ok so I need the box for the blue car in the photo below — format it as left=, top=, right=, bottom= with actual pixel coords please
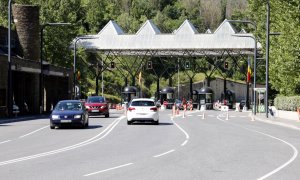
left=50, top=100, right=89, bottom=129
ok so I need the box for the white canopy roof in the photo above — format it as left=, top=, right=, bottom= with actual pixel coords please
left=74, top=19, right=261, bottom=57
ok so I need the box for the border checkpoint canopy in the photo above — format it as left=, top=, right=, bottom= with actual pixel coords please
left=72, top=19, right=261, bottom=57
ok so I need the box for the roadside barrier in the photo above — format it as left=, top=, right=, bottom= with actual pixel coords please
left=221, top=105, right=229, bottom=120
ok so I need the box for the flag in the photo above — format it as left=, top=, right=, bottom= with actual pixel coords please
left=138, top=71, right=142, bottom=84
left=247, top=58, right=251, bottom=83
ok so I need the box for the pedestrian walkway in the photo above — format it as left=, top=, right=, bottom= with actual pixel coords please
left=253, top=113, right=300, bottom=130
left=0, top=114, right=49, bottom=124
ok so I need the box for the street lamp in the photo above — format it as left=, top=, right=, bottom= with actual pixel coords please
left=7, top=0, right=13, bottom=117
left=265, top=0, right=281, bottom=118
left=229, top=20, right=258, bottom=114
left=40, top=22, right=71, bottom=113
left=73, top=36, right=98, bottom=99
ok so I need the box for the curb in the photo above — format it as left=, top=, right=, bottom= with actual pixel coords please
left=252, top=114, right=300, bottom=130
left=0, top=114, right=49, bottom=124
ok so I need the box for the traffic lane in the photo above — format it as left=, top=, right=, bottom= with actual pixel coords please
left=0, top=111, right=186, bottom=180
left=94, top=110, right=300, bottom=180
left=0, top=118, right=49, bottom=143
left=218, top=111, right=300, bottom=179
left=0, top=113, right=123, bottom=163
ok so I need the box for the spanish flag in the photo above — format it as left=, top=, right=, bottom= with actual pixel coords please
left=138, top=71, right=142, bottom=85
left=247, top=58, right=251, bottom=83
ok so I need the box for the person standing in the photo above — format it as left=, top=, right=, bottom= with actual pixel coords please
left=182, top=98, right=187, bottom=118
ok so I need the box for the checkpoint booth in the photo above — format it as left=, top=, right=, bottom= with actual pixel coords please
left=198, top=87, right=214, bottom=110
left=122, top=86, right=138, bottom=108
left=160, top=86, right=175, bottom=109
left=254, top=87, right=266, bottom=113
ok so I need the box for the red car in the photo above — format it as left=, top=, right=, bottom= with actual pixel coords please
left=85, top=96, right=109, bottom=117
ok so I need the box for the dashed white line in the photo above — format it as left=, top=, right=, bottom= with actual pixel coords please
left=153, top=149, right=175, bottom=158
left=0, top=140, right=11, bottom=145
left=171, top=119, right=189, bottom=140
left=181, top=140, right=188, bottom=146
left=84, top=163, right=134, bottom=176
left=19, top=125, right=49, bottom=138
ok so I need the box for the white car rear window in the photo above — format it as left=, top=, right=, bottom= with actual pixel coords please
left=131, top=101, right=154, bottom=106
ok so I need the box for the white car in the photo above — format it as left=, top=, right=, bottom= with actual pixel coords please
left=127, top=98, right=159, bottom=125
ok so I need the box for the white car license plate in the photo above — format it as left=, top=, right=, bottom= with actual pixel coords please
left=92, top=110, right=99, bottom=112
left=61, top=120, right=71, bottom=123
left=137, top=113, right=147, bottom=115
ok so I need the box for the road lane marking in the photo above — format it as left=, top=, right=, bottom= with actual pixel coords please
left=153, top=149, right=175, bottom=158
left=0, top=140, right=11, bottom=145
left=254, top=130, right=298, bottom=180
left=84, top=163, right=134, bottom=176
left=181, top=140, right=188, bottom=146
left=171, top=117, right=190, bottom=147
left=217, top=113, right=298, bottom=180
left=19, top=125, right=49, bottom=138
left=0, top=117, right=124, bottom=166
left=171, top=119, right=189, bottom=140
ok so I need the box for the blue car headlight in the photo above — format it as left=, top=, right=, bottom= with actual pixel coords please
left=74, top=115, right=82, bottom=119
left=51, top=115, right=60, bottom=120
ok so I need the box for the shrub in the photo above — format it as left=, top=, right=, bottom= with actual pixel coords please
left=274, top=96, right=300, bottom=111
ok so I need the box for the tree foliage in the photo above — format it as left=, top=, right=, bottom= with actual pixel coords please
left=1, top=0, right=299, bottom=98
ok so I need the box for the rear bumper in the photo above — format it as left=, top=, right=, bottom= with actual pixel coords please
left=127, top=113, right=159, bottom=122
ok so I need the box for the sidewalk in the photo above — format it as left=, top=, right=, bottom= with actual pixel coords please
left=0, top=114, right=49, bottom=124
left=253, top=113, right=300, bottom=130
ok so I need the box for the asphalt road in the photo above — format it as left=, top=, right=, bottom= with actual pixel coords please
left=1, top=109, right=300, bottom=180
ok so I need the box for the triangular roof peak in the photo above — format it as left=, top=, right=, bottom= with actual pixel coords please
left=98, top=20, right=124, bottom=35
left=239, top=29, right=247, bottom=33
left=136, top=20, right=161, bottom=35
left=205, top=29, right=212, bottom=34
left=175, top=19, right=198, bottom=34
left=214, top=19, right=237, bottom=34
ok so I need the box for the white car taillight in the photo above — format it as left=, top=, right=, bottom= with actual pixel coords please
left=128, top=107, right=136, bottom=111
left=150, top=107, right=158, bottom=112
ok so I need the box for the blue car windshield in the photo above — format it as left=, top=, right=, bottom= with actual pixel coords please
left=55, top=102, right=82, bottom=111
left=87, top=97, right=105, bottom=103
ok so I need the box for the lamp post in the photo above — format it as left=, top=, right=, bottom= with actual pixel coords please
left=265, top=0, right=281, bottom=118
left=73, top=36, right=98, bottom=99
left=7, top=0, right=13, bottom=117
left=229, top=20, right=257, bottom=114
left=40, top=22, right=71, bottom=113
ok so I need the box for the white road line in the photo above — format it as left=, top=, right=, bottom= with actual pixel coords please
left=216, top=114, right=298, bottom=180
left=0, top=117, right=123, bottom=166
left=153, top=149, right=175, bottom=158
left=255, top=130, right=298, bottom=180
left=84, top=163, right=134, bottom=177
left=19, top=125, right=49, bottom=138
left=0, top=140, right=11, bottom=145
left=171, top=119, right=189, bottom=140
left=181, top=140, right=188, bottom=146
